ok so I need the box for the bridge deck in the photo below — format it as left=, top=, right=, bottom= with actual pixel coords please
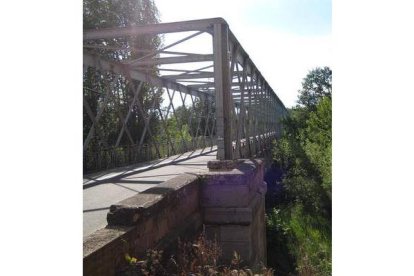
left=83, top=148, right=216, bottom=238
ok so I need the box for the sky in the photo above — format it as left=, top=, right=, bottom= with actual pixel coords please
left=155, top=0, right=331, bottom=107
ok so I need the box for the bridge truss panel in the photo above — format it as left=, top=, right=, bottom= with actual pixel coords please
left=83, top=18, right=287, bottom=173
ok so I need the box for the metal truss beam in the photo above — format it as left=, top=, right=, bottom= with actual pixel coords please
left=163, top=72, right=214, bottom=80
left=127, top=54, right=213, bottom=66
left=84, top=18, right=227, bottom=40
left=84, top=53, right=213, bottom=100
left=83, top=17, right=288, bottom=170
left=213, top=23, right=232, bottom=160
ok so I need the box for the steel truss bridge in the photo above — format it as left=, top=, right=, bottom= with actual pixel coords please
left=83, top=18, right=287, bottom=174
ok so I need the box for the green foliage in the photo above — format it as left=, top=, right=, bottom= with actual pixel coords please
left=272, top=71, right=332, bottom=213
left=290, top=205, right=331, bottom=275
left=268, top=67, right=332, bottom=275
left=266, top=208, right=296, bottom=275
left=84, top=0, right=161, bottom=61
left=302, top=97, right=332, bottom=198
left=267, top=206, right=332, bottom=276
left=123, top=249, right=167, bottom=276
left=83, top=0, right=160, bottom=32
left=297, top=67, right=332, bottom=109
left=83, top=0, right=163, bottom=173
left=156, top=117, right=192, bottom=145
left=167, top=117, right=192, bottom=142
left=173, top=102, right=215, bottom=138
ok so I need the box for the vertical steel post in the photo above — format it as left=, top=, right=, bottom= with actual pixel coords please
left=213, top=23, right=233, bottom=160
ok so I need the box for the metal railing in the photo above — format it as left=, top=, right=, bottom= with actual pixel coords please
left=83, top=18, right=287, bottom=173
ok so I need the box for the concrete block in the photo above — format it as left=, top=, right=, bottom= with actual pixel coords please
left=203, top=193, right=262, bottom=224
left=207, top=159, right=242, bottom=170
left=200, top=159, right=267, bottom=266
left=84, top=158, right=267, bottom=274
left=107, top=173, right=199, bottom=226
left=220, top=225, right=251, bottom=242
left=201, top=184, right=250, bottom=207
left=204, top=207, right=252, bottom=224
left=201, top=160, right=264, bottom=208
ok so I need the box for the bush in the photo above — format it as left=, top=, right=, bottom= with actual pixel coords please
left=266, top=67, right=332, bottom=275
left=119, top=233, right=274, bottom=276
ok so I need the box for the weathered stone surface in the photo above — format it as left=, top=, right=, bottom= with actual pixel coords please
left=84, top=158, right=267, bottom=275
left=204, top=206, right=252, bottom=224
left=201, top=159, right=264, bottom=208
left=207, top=159, right=243, bottom=170
left=203, top=193, right=263, bottom=224
left=204, top=225, right=221, bottom=240
left=83, top=226, right=131, bottom=258
left=219, top=225, right=252, bottom=241
left=84, top=173, right=203, bottom=276
left=107, top=174, right=199, bottom=226
left=202, top=159, right=267, bottom=266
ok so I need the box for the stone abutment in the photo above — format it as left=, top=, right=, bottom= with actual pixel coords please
left=83, top=159, right=267, bottom=275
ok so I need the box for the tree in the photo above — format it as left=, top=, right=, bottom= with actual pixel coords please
left=173, top=101, right=215, bottom=139
left=273, top=67, right=332, bottom=213
left=267, top=67, right=332, bottom=275
left=297, top=66, right=332, bottom=109
left=83, top=0, right=162, bottom=172
left=302, top=96, right=332, bottom=198
left=84, top=0, right=160, bottom=30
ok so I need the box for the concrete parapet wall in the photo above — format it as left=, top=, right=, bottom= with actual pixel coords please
left=83, top=159, right=267, bottom=275
left=83, top=174, right=202, bottom=276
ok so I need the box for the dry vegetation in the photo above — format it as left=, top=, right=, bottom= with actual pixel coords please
left=120, top=233, right=274, bottom=276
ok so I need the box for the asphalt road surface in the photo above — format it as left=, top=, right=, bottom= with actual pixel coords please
left=83, top=148, right=216, bottom=238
